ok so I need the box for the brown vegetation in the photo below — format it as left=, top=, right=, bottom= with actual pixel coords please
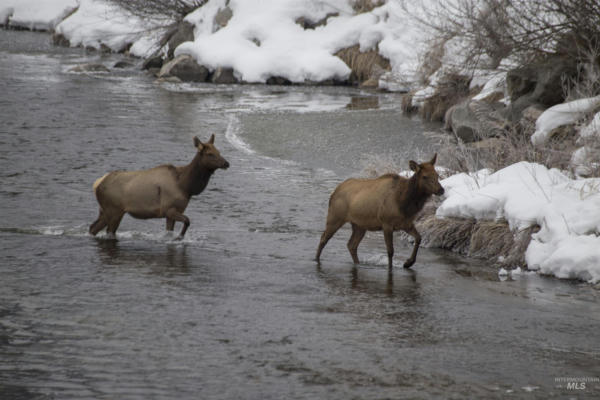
left=335, top=44, right=390, bottom=87
left=401, top=199, right=538, bottom=268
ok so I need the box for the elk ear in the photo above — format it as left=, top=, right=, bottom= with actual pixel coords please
left=193, top=136, right=204, bottom=151
left=430, top=153, right=437, bottom=165
left=208, top=134, right=215, bottom=144
left=409, top=160, right=419, bottom=172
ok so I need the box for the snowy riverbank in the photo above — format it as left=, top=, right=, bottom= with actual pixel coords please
left=439, top=162, right=600, bottom=283
left=2, top=0, right=599, bottom=284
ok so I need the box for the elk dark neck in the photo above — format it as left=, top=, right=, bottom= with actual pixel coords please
left=180, top=153, right=214, bottom=197
left=399, top=173, right=431, bottom=217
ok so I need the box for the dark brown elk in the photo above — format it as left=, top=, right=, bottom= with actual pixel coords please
left=89, top=135, right=229, bottom=239
left=315, top=154, right=444, bottom=269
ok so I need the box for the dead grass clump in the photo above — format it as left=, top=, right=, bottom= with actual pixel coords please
left=469, top=220, right=514, bottom=259
left=419, top=215, right=475, bottom=255
left=406, top=200, right=538, bottom=267
left=335, top=44, right=390, bottom=86
left=420, top=73, right=471, bottom=121
left=401, top=93, right=418, bottom=114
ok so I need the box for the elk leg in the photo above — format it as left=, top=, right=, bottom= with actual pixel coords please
left=166, top=218, right=175, bottom=231
left=89, top=210, right=107, bottom=236
left=106, top=212, right=124, bottom=238
left=383, top=228, right=394, bottom=269
left=315, top=220, right=344, bottom=263
left=166, top=208, right=190, bottom=239
left=403, top=224, right=421, bottom=269
left=347, top=223, right=366, bottom=264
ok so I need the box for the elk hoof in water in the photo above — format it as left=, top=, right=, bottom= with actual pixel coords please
left=403, top=259, right=415, bottom=269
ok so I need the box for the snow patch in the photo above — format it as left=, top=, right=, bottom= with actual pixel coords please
left=438, top=162, right=600, bottom=283
left=531, top=95, right=600, bottom=146
left=0, top=0, right=78, bottom=31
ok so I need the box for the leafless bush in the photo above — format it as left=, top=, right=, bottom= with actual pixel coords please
left=437, top=122, right=579, bottom=174
left=107, top=0, right=206, bottom=21
left=416, top=0, right=600, bottom=70
left=563, top=47, right=600, bottom=101
left=419, top=72, right=471, bottom=122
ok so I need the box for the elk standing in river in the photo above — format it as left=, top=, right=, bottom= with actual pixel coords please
left=316, top=154, right=444, bottom=269
left=89, top=134, right=229, bottom=239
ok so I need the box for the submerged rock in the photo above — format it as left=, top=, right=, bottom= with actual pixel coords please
left=68, top=63, right=110, bottom=73
left=158, top=55, right=209, bottom=82
left=142, top=55, right=163, bottom=71
left=445, top=100, right=506, bottom=142
left=52, top=32, right=70, bottom=47
left=211, top=67, right=238, bottom=84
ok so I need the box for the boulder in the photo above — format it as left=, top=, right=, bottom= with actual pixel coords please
left=266, top=76, right=292, bottom=85
left=211, top=67, right=238, bottom=84
left=506, top=67, right=536, bottom=101
left=167, top=21, right=195, bottom=59
left=52, top=32, right=70, bottom=47
left=113, top=60, right=133, bottom=69
left=446, top=100, right=506, bottom=142
left=68, top=63, right=110, bottom=73
left=505, top=55, right=578, bottom=122
left=214, top=6, right=233, bottom=30
left=158, top=55, right=209, bottom=82
left=142, top=55, right=164, bottom=70
left=154, top=76, right=183, bottom=84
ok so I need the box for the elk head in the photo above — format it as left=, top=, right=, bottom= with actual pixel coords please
left=194, top=134, right=230, bottom=171
left=409, top=153, right=444, bottom=196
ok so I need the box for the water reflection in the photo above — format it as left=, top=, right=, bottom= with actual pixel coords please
left=345, top=96, right=379, bottom=110
left=93, top=238, right=191, bottom=276
left=317, top=264, right=421, bottom=301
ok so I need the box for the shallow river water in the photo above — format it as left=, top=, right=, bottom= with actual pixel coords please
left=1, top=30, right=599, bottom=399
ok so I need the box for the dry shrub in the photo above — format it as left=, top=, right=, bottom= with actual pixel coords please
left=107, top=0, right=206, bottom=20
left=418, top=215, right=475, bottom=255
left=438, top=120, right=581, bottom=174
left=335, top=45, right=390, bottom=86
left=419, top=72, right=471, bottom=121
left=408, top=200, right=538, bottom=267
left=417, top=38, right=448, bottom=86
left=469, top=220, right=514, bottom=258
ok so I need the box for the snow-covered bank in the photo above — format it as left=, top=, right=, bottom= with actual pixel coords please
left=2, top=0, right=429, bottom=85
left=176, top=0, right=424, bottom=84
left=54, top=0, right=163, bottom=57
left=0, top=0, right=77, bottom=31
left=438, top=162, right=600, bottom=283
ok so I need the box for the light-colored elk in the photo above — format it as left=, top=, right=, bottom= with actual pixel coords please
left=89, top=135, right=229, bottom=238
left=316, top=154, right=444, bottom=268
